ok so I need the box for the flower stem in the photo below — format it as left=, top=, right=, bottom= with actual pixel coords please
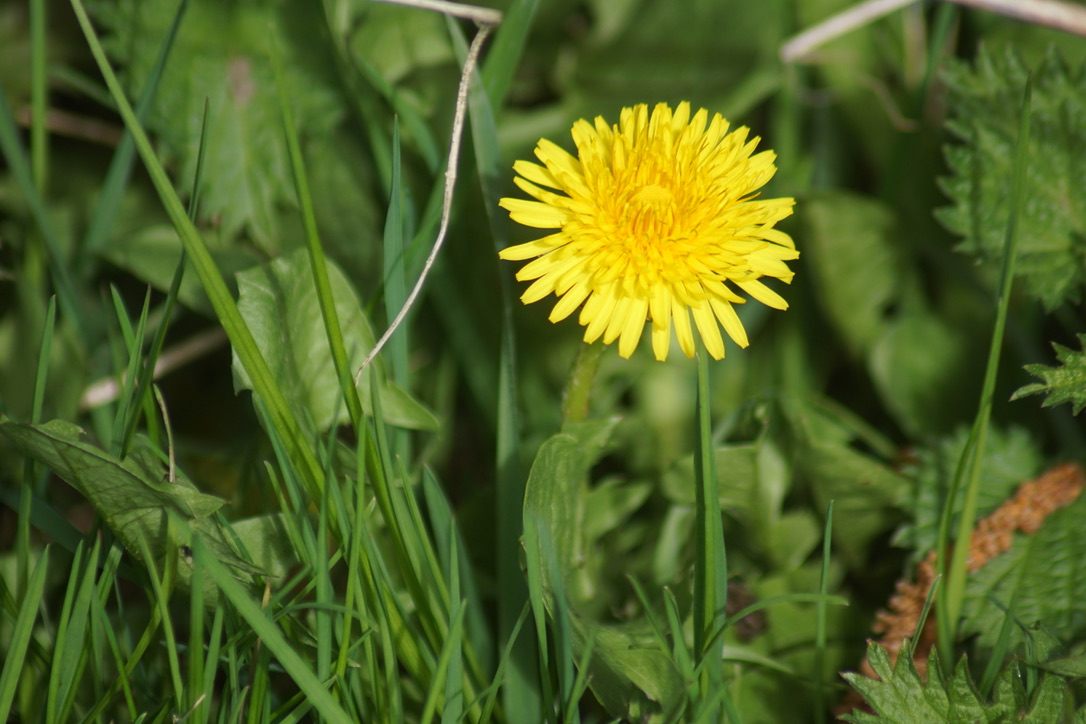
left=694, top=351, right=730, bottom=714
left=562, top=342, right=605, bottom=425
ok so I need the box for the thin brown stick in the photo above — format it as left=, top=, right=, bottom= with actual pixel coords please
left=782, top=0, right=1086, bottom=62
left=946, top=0, right=1086, bottom=35
left=371, top=0, right=501, bottom=25
left=354, top=3, right=500, bottom=382
left=80, top=327, right=227, bottom=410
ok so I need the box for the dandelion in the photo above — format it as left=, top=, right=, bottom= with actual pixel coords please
left=499, top=101, right=798, bottom=361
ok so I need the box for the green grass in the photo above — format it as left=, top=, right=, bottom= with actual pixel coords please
left=2, top=1, right=1086, bottom=722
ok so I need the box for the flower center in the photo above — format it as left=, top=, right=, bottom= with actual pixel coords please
left=594, top=173, right=709, bottom=294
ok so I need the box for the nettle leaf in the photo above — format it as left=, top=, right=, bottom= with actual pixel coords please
left=0, top=416, right=260, bottom=601
left=233, top=249, right=438, bottom=432
left=936, top=45, right=1086, bottom=309
left=1012, top=334, right=1086, bottom=415
left=523, top=419, right=684, bottom=722
left=90, top=0, right=342, bottom=250
left=894, top=425, right=1042, bottom=557
left=842, top=640, right=1074, bottom=723
left=960, top=491, right=1086, bottom=653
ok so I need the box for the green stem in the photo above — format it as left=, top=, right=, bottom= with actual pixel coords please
left=938, top=74, right=1032, bottom=667
left=561, top=342, right=605, bottom=425
left=694, top=351, right=730, bottom=715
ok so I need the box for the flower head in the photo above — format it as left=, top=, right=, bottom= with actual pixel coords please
left=498, top=101, right=798, bottom=361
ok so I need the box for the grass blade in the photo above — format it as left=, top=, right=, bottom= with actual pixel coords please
left=69, top=0, right=325, bottom=499
left=193, top=536, right=353, bottom=724
left=938, top=73, right=1033, bottom=665
left=0, top=547, right=50, bottom=724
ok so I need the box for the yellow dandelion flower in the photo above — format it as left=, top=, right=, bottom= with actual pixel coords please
left=498, top=101, right=798, bottom=361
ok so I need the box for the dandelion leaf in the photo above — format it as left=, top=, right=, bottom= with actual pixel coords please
left=960, top=492, right=1086, bottom=652
left=1011, top=334, right=1086, bottom=415
left=0, top=416, right=260, bottom=601
left=523, top=420, right=684, bottom=722
left=779, top=398, right=909, bottom=568
left=89, top=0, right=341, bottom=250
left=233, top=249, right=438, bottom=432
left=936, top=45, right=1086, bottom=309
left=842, top=640, right=1073, bottom=723
left=228, top=513, right=298, bottom=581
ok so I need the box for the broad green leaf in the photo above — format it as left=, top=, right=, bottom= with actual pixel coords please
left=803, top=191, right=904, bottom=358
left=660, top=444, right=758, bottom=512
left=803, top=437, right=906, bottom=569
left=523, top=421, right=684, bottom=722
left=228, top=513, right=298, bottom=581
left=868, top=300, right=973, bottom=437
left=0, top=416, right=259, bottom=600
left=779, top=398, right=908, bottom=568
left=1012, top=334, right=1086, bottom=415
left=232, top=249, right=438, bottom=432
left=90, top=0, right=342, bottom=250
left=937, top=45, right=1086, bottom=309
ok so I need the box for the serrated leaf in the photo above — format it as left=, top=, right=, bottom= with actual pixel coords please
left=0, top=416, right=260, bottom=601
left=91, top=0, right=342, bottom=250
left=1012, top=334, right=1086, bottom=415
left=232, top=249, right=438, bottom=432
left=936, top=45, right=1086, bottom=309
left=842, top=640, right=1072, bottom=723
left=960, top=492, right=1086, bottom=653
left=523, top=421, right=684, bottom=722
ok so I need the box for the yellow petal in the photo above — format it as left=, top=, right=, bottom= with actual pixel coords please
left=499, top=198, right=566, bottom=229
left=498, top=233, right=567, bottom=261
left=649, top=286, right=671, bottom=361
left=691, top=302, right=725, bottom=360
left=671, top=297, right=696, bottom=358
left=549, top=281, right=591, bottom=322
left=710, top=297, right=748, bottom=347
left=736, top=279, right=788, bottom=309
left=618, top=298, right=648, bottom=358
left=582, top=287, right=618, bottom=343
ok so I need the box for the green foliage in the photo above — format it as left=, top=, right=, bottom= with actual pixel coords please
left=522, top=419, right=686, bottom=722
left=804, top=191, right=983, bottom=437
left=0, top=416, right=260, bottom=601
left=4, top=0, right=1086, bottom=721
left=89, top=0, right=342, bottom=250
left=1013, top=334, right=1086, bottom=415
left=232, top=249, right=438, bottom=431
left=937, top=45, right=1086, bottom=310
left=842, top=640, right=1077, bottom=723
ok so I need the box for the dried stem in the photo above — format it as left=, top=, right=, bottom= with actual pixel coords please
left=355, top=2, right=500, bottom=382
left=782, top=0, right=1086, bottom=62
